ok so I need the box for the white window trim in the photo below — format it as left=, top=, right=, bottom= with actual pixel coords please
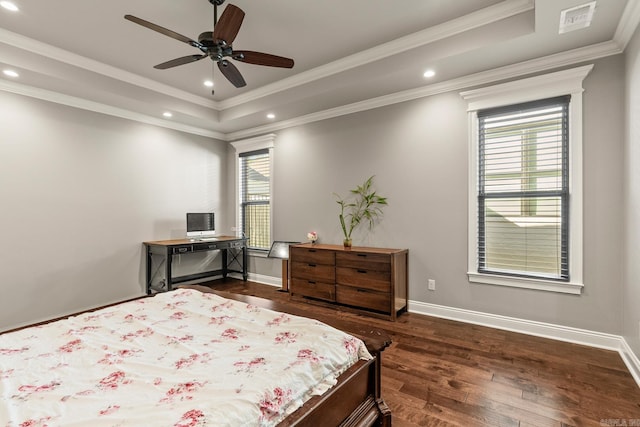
left=460, top=65, right=593, bottom=295
left=231, top=133, right=276, bottom=253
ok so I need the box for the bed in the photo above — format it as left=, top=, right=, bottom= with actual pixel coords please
left=0, top=285, right=391, bottom=426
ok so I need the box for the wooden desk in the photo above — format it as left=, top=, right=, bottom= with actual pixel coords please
left=143, top=236, right=247, bottom=294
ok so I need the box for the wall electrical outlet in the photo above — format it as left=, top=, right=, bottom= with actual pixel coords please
left=428, top=279, right=436, bottom=291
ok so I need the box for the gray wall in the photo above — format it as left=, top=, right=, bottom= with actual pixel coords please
left=247, top=55, right=625, bottom=335
left=0, top=91, right=228, bottom=331
left=624, top=26, right=640, bottom=357
left=0, top=53, right=630, bottom=345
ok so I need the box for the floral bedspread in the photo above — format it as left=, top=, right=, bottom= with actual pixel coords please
left=0, top=288, right=372, bottom=427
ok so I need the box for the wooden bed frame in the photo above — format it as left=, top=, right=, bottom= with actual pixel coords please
left=1, top=286, right=392, bottom=427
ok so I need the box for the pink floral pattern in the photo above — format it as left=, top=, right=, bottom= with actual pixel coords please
left=260, top=387, right=293, bottom=421
left=174, top=409, right=206, bottom=427
left=0, top=288, right=371, bottom=426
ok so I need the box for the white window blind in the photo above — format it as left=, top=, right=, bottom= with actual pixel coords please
left=239, top=149, right=271, bottom=250
left=477, top=96, right=570, bottom=281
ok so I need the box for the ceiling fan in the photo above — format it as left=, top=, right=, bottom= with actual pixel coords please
left=124, top=0, right=294, bottom=95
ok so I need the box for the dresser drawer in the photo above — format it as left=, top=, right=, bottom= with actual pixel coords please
left=336, top=252, right=390, bottom=272
left=336, top=267, right=391, bottom=293
left=290, top=247, right=335, bottom=265
left=290, top=261, right=335, bottom=282
left=290, top=278, right=335, bottom=302
left=336, top=285, right=390, bottom=313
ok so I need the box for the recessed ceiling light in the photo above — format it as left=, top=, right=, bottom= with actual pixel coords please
left=0, top=1, right=19, bottom=12
left=163, top=112, right=173, bottom=118
left=266, top=113, right=275, bottom=120
left=2, top=69, right=19, bottom=78
left=204, top=80, right=214, bottom=88
left=423, top=69, right=436, bottom=78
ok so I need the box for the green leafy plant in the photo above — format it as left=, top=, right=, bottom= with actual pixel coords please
left=334, top=176, right=388, bottom=247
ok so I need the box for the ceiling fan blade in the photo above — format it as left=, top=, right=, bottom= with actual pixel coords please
left=154, top=55, right=207, bottom=70
left=212, top=4, right=245, bottom=45
left=233, top=51, right=294, bottom=68
left=218, top=60, right=246, bottom=88
left=124, top=15, right=202, bottom=48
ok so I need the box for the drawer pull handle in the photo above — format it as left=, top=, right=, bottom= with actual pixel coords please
left=308, top=281, right=316, bottom=285
left=357, top=269, right=367, bottom=274
left=178, top=248, right=188, bottom=253
left=308, top=263, right=316, bottom=267
left=309, top=250, right=317, bottom=253
left=357, top=254, right=367, bottom=258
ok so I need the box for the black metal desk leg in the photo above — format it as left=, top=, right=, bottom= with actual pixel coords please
left=165, top=248, right=173, bottom=291
left=243, top=246, right=248, bottom=281
left=222, top=249, right=228, bottom=279
left=146, top=246, right=152, bottom=295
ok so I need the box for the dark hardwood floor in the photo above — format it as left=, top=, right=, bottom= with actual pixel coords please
left=202, top=279, right=640, bottom=427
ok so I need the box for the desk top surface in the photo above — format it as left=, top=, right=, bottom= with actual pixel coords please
left=144, top=236, right=246, bottom=246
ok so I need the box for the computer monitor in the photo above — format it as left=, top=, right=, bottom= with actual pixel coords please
left=186, top=213, right=215, bottom=238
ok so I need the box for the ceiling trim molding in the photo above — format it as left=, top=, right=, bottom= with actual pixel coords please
left=227, top=40, right=621, bottom=141
left=614, top=0, right=640, bottom=50
left=218, top=0, right=535, bottom=109
left=0, top=28, right=219, bottom=110
left=0, top=0, right=534, bottom=112
left=0, top=79, right=226, bottom=140
left=0, top=36, right=622, bottom=143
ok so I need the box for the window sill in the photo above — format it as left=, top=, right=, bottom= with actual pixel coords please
left=467, top=272, right=583, bottom=295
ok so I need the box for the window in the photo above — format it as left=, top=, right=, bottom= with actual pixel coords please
left=231, top=134, right=275, bottom=252
left=461, top=65, right=592, bottom=294
left=240, top=150, right=271, bottom=250
left=477, top=96, right=569, bottom=281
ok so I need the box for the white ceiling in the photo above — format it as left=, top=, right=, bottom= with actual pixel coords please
left=0, top=0, right=638, bottom=139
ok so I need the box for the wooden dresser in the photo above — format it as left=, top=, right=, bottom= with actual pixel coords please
left=289, top=243, right=408, bottom=320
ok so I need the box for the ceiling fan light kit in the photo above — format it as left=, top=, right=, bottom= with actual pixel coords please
left=125, top=0, right=294, bottom=95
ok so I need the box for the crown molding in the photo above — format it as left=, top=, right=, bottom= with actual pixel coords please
left=0, top=27, right=218, bottom=110
left=0, top=32, right=624, bottom=142
left=0, top=0, right=534, bottom=113
left=0, top=78, right=226, bottom=140
left=614, top=0, right=640, bottom=51
left=227, top=39, right=621, bottom=140
left=218, top=0, right=535, bottom=110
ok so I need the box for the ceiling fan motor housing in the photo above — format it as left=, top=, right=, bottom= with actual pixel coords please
left=209, top=0, right=225, bottom=5
left=198, top=32, right=215, bottom=47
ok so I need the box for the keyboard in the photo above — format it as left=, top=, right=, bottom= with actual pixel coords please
left=198, top=237, right=219, bottom=242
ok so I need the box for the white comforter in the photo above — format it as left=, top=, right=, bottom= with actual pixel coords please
left=0, top=288, right=371, bottom=426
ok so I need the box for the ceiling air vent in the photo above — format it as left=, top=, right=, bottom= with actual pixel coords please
left=559, top=1, right=597, bottom=34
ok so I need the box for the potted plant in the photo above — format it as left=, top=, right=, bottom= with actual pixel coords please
left=334, top=176, right=388, bottom=248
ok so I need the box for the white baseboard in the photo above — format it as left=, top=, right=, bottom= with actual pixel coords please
left=409, top=300, right=640, bottom=388
left=620, top=339, right=640, bottom=387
